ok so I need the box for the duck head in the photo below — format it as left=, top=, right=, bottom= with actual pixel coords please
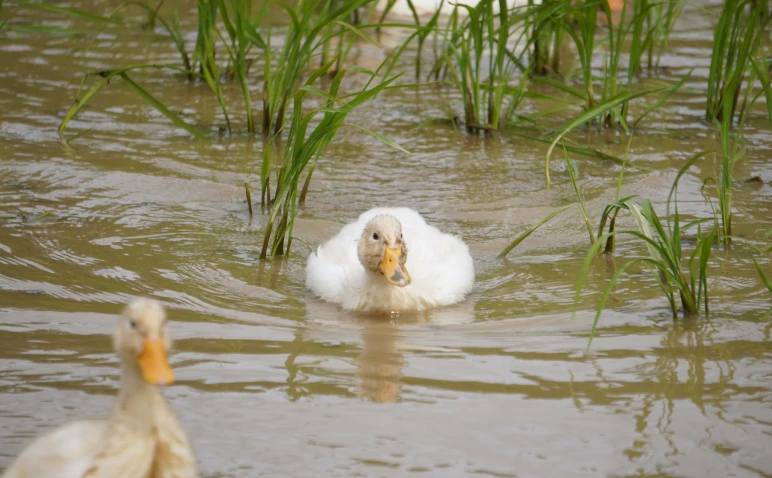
left=115, top=298, right=175, bottom=386
left=357, top=215, right=411, bottom=287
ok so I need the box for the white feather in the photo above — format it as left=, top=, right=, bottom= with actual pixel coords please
left=306, top=207, right=475, bottom=312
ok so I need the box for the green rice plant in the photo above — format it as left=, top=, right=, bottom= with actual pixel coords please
left=82, top=1, right=192, bottom=73
left=629, top=0, right=685, bottom=75
left=706, top=0, right=769, bottom=125
left=536, top=0, right=690, bottom=184
left=715, top=98, right=745, bottom=246
left=543, top=85, right=663, bottom=184
left=739, top=54, right=772, bottom=129
left=566, top=0, right=648, bottom=128
left=195, top=0, right=232, bottom=133
left=756, top=229, right=772, bottom=295
left=434, top=0, right=532, bottom=134
left=58, top=65, right=206, bottom=140
left=575, top=158, right=716, bottom=346
left=744, top=231, right=772, bottom=295
left=378, top=0, right=445, bottom=80
left=217, top=0, right=266, bottom=135
left=527, top=0, right=566, bottom=76
left=498, top=145, right=597, bottom=259
left=754, top=256, right=772, bottom=295
left=261, top=0, right=373, bottom=142
left=7, top=0, right=120, bottom=26
left=0, top=0, right=7, bottom=31
left=499, top=136, right=637, bottom=260
left=260, top=63, right=406, bottom=259
left=559, top=0, right=600, bottom=113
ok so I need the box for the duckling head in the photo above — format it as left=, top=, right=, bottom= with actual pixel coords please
left=357, top=215, right=411, bottom=287
left=115, top=298, right=175, bottom=386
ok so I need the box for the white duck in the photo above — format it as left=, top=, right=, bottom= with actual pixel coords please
left=378, top=0, right=535, bottom=19
left=3, top=299, right=197, bottom=478
left=378, top=0, right=623, bottom=19
left=306, top=207, right=475, bottom=312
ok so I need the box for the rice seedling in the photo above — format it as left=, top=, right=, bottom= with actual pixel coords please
left=259, top=61, right=407, bottom=259
left=534, top=0, right=687, bottom=184
left=754, top=256, right=772, bottom=295
left=498, top=145, right=598, bottom=259
left=261, top=0, right=374, bottom=142
left=714, top=98, right=745, bottom=246
left=378, top=0, right=444, bottom=80
left=628, top=0, right=685, bottom=75
left=755, top=229, right=772, bottom=295
left=217, top=0, right=267, bottom=135
left=433, top=0, right=532, bottom=134
left=559, top=0, right=600, bottom=113
left=734, top=52, right=772, bottom=132
left=706, top=0, right=769, bottom=125
left=543, top=85, right=662, bottom=184
left=527, top=0, right=565, bottom=76
left=562, top=0, right=664, bottom=128
left=575, top=156, right=716, bottom=346
left=8, top=0, right=120, bottom=26
left=194, top=0, right=232, bottom=133
left=59, top=65, right=207, bottom=140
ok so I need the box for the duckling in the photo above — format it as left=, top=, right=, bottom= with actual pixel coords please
left=306, top=207, right=475, bottom=312
left=3, top=299, right=196, bottom=478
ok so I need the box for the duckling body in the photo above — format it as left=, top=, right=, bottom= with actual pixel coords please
left=3, top=299, right=196, bottom=478
left=379, top=0, right=532, bottom=19
left=307, top=207, right=474, bottom=312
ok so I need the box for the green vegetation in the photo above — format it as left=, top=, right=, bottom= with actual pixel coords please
left=575, top=159, right=716, bottom=344
left=262, top=0, right=374, bottom=141
left=706, top=0, right=769, bottom=125
left=430, top=0, right=531, bottom=133
left=259, top=63, right=405, bottom=258
left=4, top=0, right=770, bottom=336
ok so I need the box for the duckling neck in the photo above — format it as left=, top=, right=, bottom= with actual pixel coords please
left=112, top=363, right=161, bottom=431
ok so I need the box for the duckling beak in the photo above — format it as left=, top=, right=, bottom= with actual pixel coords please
left=607, top=0, right=624, bottom=12
left=379, top=245, right=411, bottom=287
left=138, top=338, right=175, bottom=386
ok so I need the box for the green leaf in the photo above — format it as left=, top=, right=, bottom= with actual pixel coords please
left=118, top=72, right=206, bottom=139
left=545, top=88, right=665, bottom=185
left=498, top=203, right=577, bottom=259
left=753, top=256, right=772, bottom=294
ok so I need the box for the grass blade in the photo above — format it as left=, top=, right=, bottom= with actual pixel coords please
left=498, top=202, right=576, bottom=259
left=118, top=72, right=206, bottom=139
left=545, top=88, right=665, bottom=185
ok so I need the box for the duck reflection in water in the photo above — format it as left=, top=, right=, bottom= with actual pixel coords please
left=356, top=318, right=405, bottom=403
left=355, top=303, right=475, bottom=403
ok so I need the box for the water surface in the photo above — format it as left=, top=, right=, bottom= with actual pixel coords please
left=1, top=1, right=771, bottom=476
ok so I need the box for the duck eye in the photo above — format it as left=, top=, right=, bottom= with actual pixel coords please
left=129, top=319, right=137, bottom=329
left=372, top=233, right=379, bottom=240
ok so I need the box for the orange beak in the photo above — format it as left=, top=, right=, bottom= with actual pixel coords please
left=138, top=338, right=174, bottom=386
left=607, top=0, right=624, bottom=13
left=379, top=246, right=411, bottom=287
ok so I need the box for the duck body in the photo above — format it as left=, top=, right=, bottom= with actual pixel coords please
left=307, top=207, right=474, bottom=312
left=379, top=0, right=534, bottom=19
left=3, top=299, right=197, bottom=478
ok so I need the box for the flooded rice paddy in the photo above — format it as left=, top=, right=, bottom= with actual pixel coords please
left=1, top=0, right=771, bottom=476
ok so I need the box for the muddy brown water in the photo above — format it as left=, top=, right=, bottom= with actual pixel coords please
left=1, top=1, right=771, bottom=477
